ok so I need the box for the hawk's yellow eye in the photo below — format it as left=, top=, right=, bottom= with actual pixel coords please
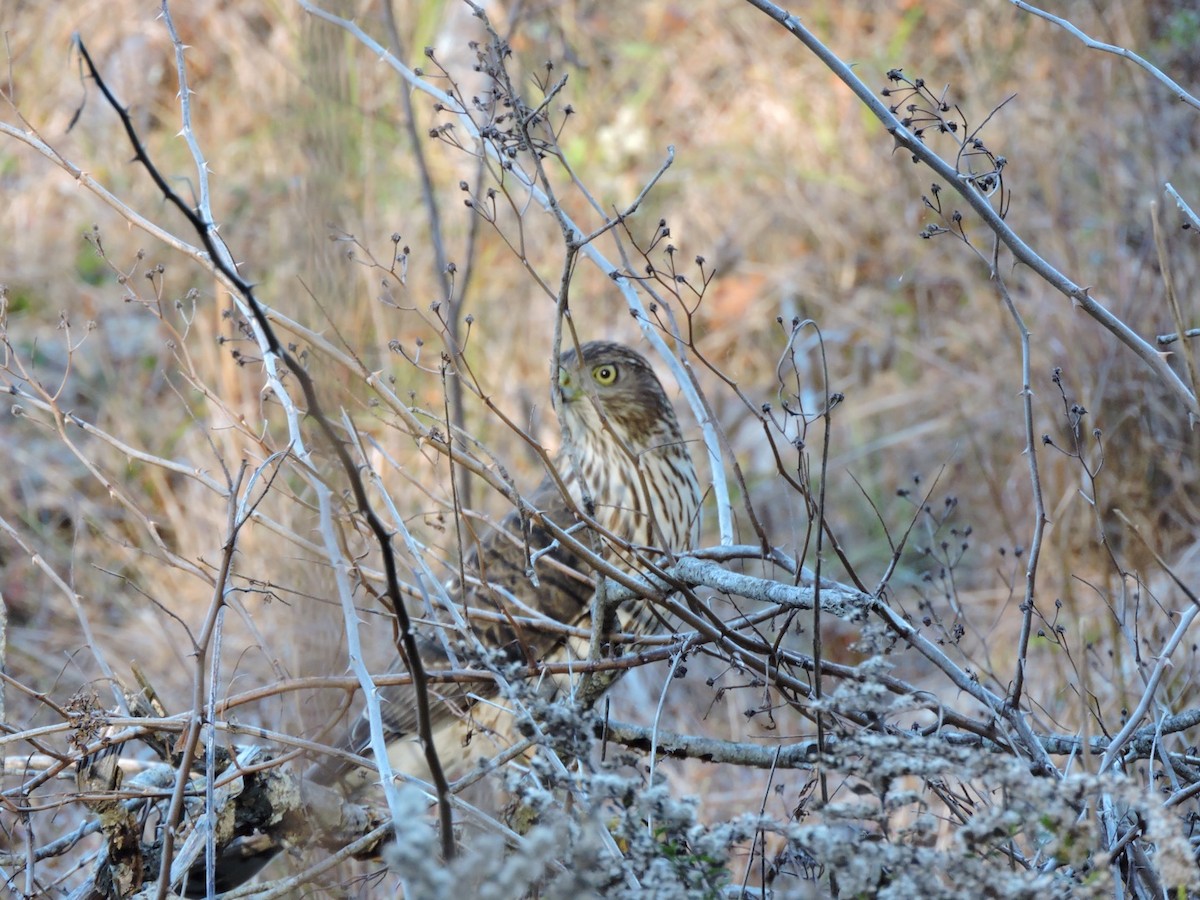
left=592, top=364, right=618, bottom=386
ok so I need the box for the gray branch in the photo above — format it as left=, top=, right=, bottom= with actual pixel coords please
left=741, top=0, right=1199, bottom=417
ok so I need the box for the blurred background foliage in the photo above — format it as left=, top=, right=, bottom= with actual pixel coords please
left=2, top=0, right=1200, bottom=872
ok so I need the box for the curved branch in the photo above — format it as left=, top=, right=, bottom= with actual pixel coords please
left=741, top=0, right=1198, bottom=417
left=1010, top=1, right=1200, bottom=112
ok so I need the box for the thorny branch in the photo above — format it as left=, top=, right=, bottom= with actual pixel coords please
left=742, top=0, right=1200, bottom=418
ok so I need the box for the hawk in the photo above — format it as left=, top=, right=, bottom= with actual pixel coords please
left=185, top=340, right=699, bottom=894
left=316, top=339, right=701, bottom=786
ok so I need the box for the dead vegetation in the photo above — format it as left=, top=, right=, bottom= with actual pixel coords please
left=1, top=0, right=1200, bottom=896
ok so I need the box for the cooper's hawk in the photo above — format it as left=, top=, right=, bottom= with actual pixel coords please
left=316, top=339, right=701, bottom=786
left=186, top=340, right=699, bottom=894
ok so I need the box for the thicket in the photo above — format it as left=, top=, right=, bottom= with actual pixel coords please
left=1, top=1, right=1199, bottom=897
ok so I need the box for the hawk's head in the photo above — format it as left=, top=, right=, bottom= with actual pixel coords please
left=553, top=340, right=698, bottom=552
left=555, top=340, right=679, bottom=453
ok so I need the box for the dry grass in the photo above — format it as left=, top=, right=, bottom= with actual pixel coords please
left=2, top=0, right=1200, bottom=894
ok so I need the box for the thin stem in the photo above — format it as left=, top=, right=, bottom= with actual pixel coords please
left=741, top=0, right=1198, bottom=418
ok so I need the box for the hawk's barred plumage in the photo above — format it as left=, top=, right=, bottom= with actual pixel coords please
left=314, top=340, right=700, bottom=787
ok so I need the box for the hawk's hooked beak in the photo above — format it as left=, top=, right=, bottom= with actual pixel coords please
left=557, top=365, right=581, bottom=404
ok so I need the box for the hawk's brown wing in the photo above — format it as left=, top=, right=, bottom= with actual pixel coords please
left=310, top=474, right=596, bottom=787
